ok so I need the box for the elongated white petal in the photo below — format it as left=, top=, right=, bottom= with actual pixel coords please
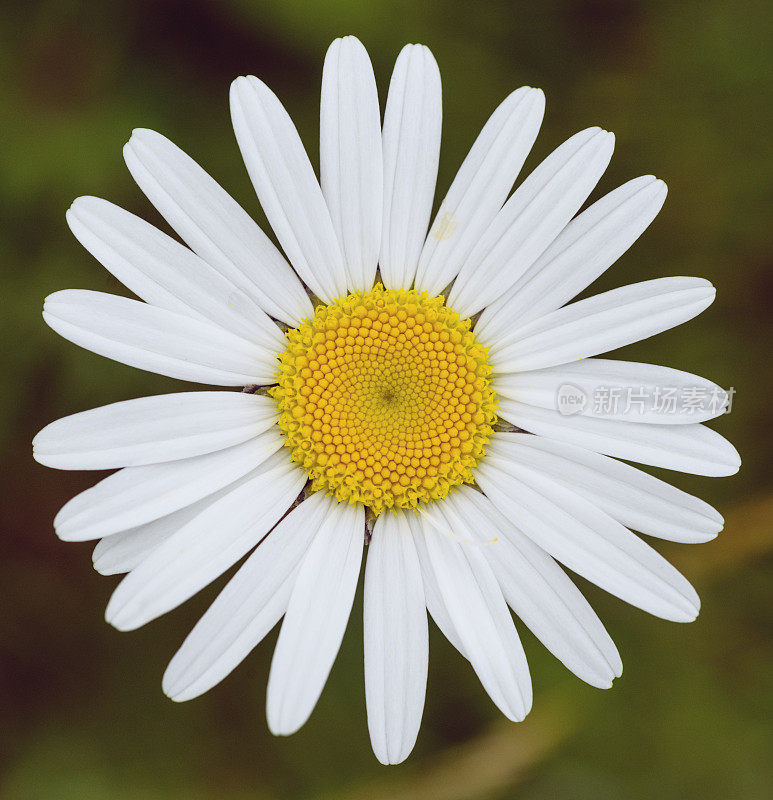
left=364, top=511, right=428, bottom=765
left=66, top=197, right=285, bottom=350
left=92, top=490, right=228, bottom=576
left=54, top=431, right=284, bottom=541
left=489, top=278, right=715, bottom=373
left=320, top=36, right=382, bottom=293
left=34, top=392, right=278, bottom=470
left=447, top=128, right=615, bottom=318
left=410, top=504, right=532, bottom=721
left=163, top=491, right=332, bottom=702
left=445, top=487, right=622, bottom=688
left=403, top=513, right=468, bottom=658
left=414, top=87, right=544, bottom=295
left=266, top=501, right=364, bottom=735
left=43, top=290, right=278, bottom=386
left=380, top=44, right=441, bottom=290
left=494, top=358, right=728, bottom=425
left=124, top=129, right=311, bottom=326
left=105, top=454, right=306, bottom=631
left=476, top=460, right=701, bottom=621
left=231, top=76, right=347, bottom=303
left=93, top=528, right=173, bottom=577
left=486, top=433, right=724, bottom=543
left=475, top=176, right=667, bottom=344
left=497, top=400, right=740, bottom=477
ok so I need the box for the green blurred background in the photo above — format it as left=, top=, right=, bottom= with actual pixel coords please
left=1, top=1, right=771, bottom=798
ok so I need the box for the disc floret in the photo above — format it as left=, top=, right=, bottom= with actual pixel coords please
left=272, top=285, right=497, bottom=514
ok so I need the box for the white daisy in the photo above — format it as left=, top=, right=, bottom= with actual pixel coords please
left=34, top=36, right=740, bottom=764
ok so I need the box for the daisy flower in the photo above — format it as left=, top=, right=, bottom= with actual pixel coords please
left=34, top=36, right=740, bottom=764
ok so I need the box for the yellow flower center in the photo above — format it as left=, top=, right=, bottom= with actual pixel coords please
left=271, top=285, right=497, bottom=514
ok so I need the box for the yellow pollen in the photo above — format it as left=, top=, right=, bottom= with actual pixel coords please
left=271, top=285, right=498, bottom=514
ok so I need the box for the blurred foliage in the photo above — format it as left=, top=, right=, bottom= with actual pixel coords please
left=1, top=0, right=771, bottom=798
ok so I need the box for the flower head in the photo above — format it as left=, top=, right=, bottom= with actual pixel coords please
left=34, top=35, right=739, bottom=764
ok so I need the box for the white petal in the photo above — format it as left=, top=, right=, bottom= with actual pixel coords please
left=54, top=431, right=284, bottom=541
left=34, top=392, right=278, bottom=470
left=163, top=491, right=332, bottom=701
left=92, top=490, right=230, bottom=575
left=445, top=487, right=622, bottom=688
left=364, top=510, right=428, bottom=765
left=475, top=176, right=667, bottom=344
left=486, top=433, right=724, bottom=543
left=410, top=503, right=532, bottom=721
left=476, top=460, right=701, bottom=621
left=447, top=128, right=615, bottom=318
left=414, top=87, right=545, bottom=296
left=105, top=454, right=306, bottom=631
left=497, top=400, right=741, bottom=477
left=489, top=277, right=715, bottom=373
left=405, top=510, right=467, bottom=657
left=124, top=129, right=311, bottom=326
left=43, top=290, right=279, bottom=386
left=266, top=501, right=364, bottom=735
left=494, top=358, right=728, bottom=424
left=380, top=44, right=442, bottom=290
left=230, top=76, right=347, bottom=303
left=66, top=196, right=285, bottom=350
left=320, top=36, right=383, bottom=293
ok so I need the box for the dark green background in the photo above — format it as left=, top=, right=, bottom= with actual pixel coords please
left=1, top=1, right=771, bottom=798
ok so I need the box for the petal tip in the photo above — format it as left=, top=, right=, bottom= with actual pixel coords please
left=66, top=198, right=83, bottom=217
left=105, top=605, right=136, bottom=632
left=709, top=506, right=725, bottom=528
left=339, top=34, right=365, bottom=49
left=674, top=590, right=701, bottom=623
left=31, top=447, right=52, bottom=469
left=125, top=128, right=162, bottom=154
left=682, top=605, right=700, bottom=624
left=129, top=126, right=153, bottom=140
left=91, top=558, right=112, bottom=577
left=53, top=514, right=79, bottom=541
left=161, top=671, right=186, bottom=702
left=229, top=75, right=251, bottom=97
left=266, top=713, right=301, bottom=738
left=376, top=750, right=410, bottom=766
left=31, top=425, right=46, bottom=448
